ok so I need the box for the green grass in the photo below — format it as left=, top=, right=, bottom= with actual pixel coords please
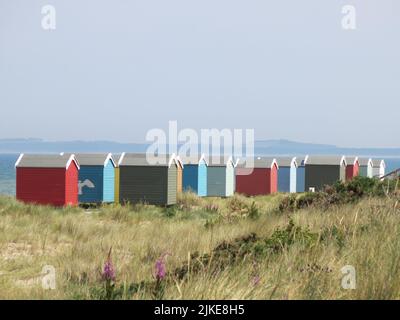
left=0, top=187, right=400, bottom=299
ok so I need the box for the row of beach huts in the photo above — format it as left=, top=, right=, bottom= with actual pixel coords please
left=14, top=153, right=386, bottom=207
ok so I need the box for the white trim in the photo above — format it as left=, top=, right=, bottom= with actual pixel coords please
left=15, top=153, right=24, bottom=167
left=168, top=153, right=177, bottom=168
left=199, top=153, right=208, bottom=166
left=271, top=158, right=279, bottom=169
left=66, top=154, right=80, bottom=170
left=233, top=158, right=240, bottom=168
left=118, top=152, right=126, bottom=166
left=380, top=160, right=386, bottom=169
left=291, top=157, right=298, bottom=168
left=351, top=156, right=359, bottom=166
left=226, top=156, right=234, bottom=167
left=340, top=156, right=347, bottom=167
left=104, top=153, right=116, bottom=168
left=175, top=155, right=184, bottom=169
left=303, top=155, right=309, bottom=165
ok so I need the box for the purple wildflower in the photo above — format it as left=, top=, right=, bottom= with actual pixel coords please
left=154, top=253, right=170, bottom=281
left=252, top=275, right=261, bottom=286
left=102, top=248, right=116, bottom=282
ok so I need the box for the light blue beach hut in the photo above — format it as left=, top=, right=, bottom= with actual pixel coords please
left=296, top=155, right=308, bottom=193
left=207, top=156, right=235, bottom=197
left=276, top=157, right=298, bottom=193
left=358, top=158, right=373, bottom=178
left=181, top=154, right=208, bottom=196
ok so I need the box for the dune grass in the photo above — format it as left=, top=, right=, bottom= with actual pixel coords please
left=0, top=190, right=400, bottom=299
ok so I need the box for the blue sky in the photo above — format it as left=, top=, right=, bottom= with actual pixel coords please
left=0, top=0, right=399, bottom=147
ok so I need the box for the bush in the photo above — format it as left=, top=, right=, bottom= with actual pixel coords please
left=248, top=202, right=260, bottom=220
left=227, top=195, right=261, bottom=219
left=263, top=219, right=318, bottom=254
left=174, top=220, right=318, bottom=280
left=332, top=176, right=398, bottom=198
left=278, top=177, right=399, bottom=213
left=164, top=206, right=177, bottom=218
left=177, top=192, right=201, bottom=210
left=278, top=194, right=297, bottom=212
left=228, top=195, right=249, bottom=213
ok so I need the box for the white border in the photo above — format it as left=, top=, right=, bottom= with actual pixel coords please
left=66, top=154, right=80, bottom=170
left=340, top=156, right=347, bottom=166
left=118, top=152, right=126, bottom=166
left=15, top=153, right=24, bottom=167
left=104, top=153, right=117, bottom=168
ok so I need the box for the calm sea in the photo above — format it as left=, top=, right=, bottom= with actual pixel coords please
left=0, top=154, right=399, bottom=196
left=0, top=154, right=18, bottom=195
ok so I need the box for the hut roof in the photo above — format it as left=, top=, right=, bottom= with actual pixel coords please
left=306, top=156, right=346, bottom=166
left=118, top=153, right=178, bottom=168
left=179, top=154, right=208, bottom=166
left=346, top=156, right=359, bottom=165
left=358, top=158, right=373, bottom=166
left=207, top=156, right=235, bottom=167
left=63, top=153, right=116, bottom=167
left=296, top=155, right=309, bottom=166
left=237, top=157, right=278, bottom=169
left=15, top=154, right=80, bottom=169
left=372, top=159, right=386, bottom=168
left=275, top=157, right=298, bottom=168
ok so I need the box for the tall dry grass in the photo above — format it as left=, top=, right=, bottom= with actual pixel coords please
left=0, top=191, right=400, bottom=299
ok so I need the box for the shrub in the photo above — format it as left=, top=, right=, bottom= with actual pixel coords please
left=177, top=192, right=201, bottom=210
left=228, top=195, right=249, bottom=213
left=278, top=177, right=399, bottom=213
left=263, top=218, right=318, bottom=254
left=175, top=220, right=318, bottom=280
left=278, top=194, right=297, bottom=212
left=248, top=202, right=260, bottom=220
left=164, top=206, right=177, bottom=218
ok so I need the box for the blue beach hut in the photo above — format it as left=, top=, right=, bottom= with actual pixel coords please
left=72, top=153, right=116, bottom=203
left=181, top=154, right=208, bottom=196
left=296, top=155, right=308, bottom=193
left=276, top=157, right=298, bottom=193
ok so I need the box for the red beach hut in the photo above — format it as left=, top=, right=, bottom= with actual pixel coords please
left=15, top=154, right=80, bottom=207
left=346, top=156, right=360, bottom=181
left=236, top=157, right=278, bottom=196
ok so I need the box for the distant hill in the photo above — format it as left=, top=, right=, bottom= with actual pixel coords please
left=0, top=139, right=148, bottom=154
left=1, top=138, right=400, bottom=157
left=254, top=139, right=400, bottom=157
